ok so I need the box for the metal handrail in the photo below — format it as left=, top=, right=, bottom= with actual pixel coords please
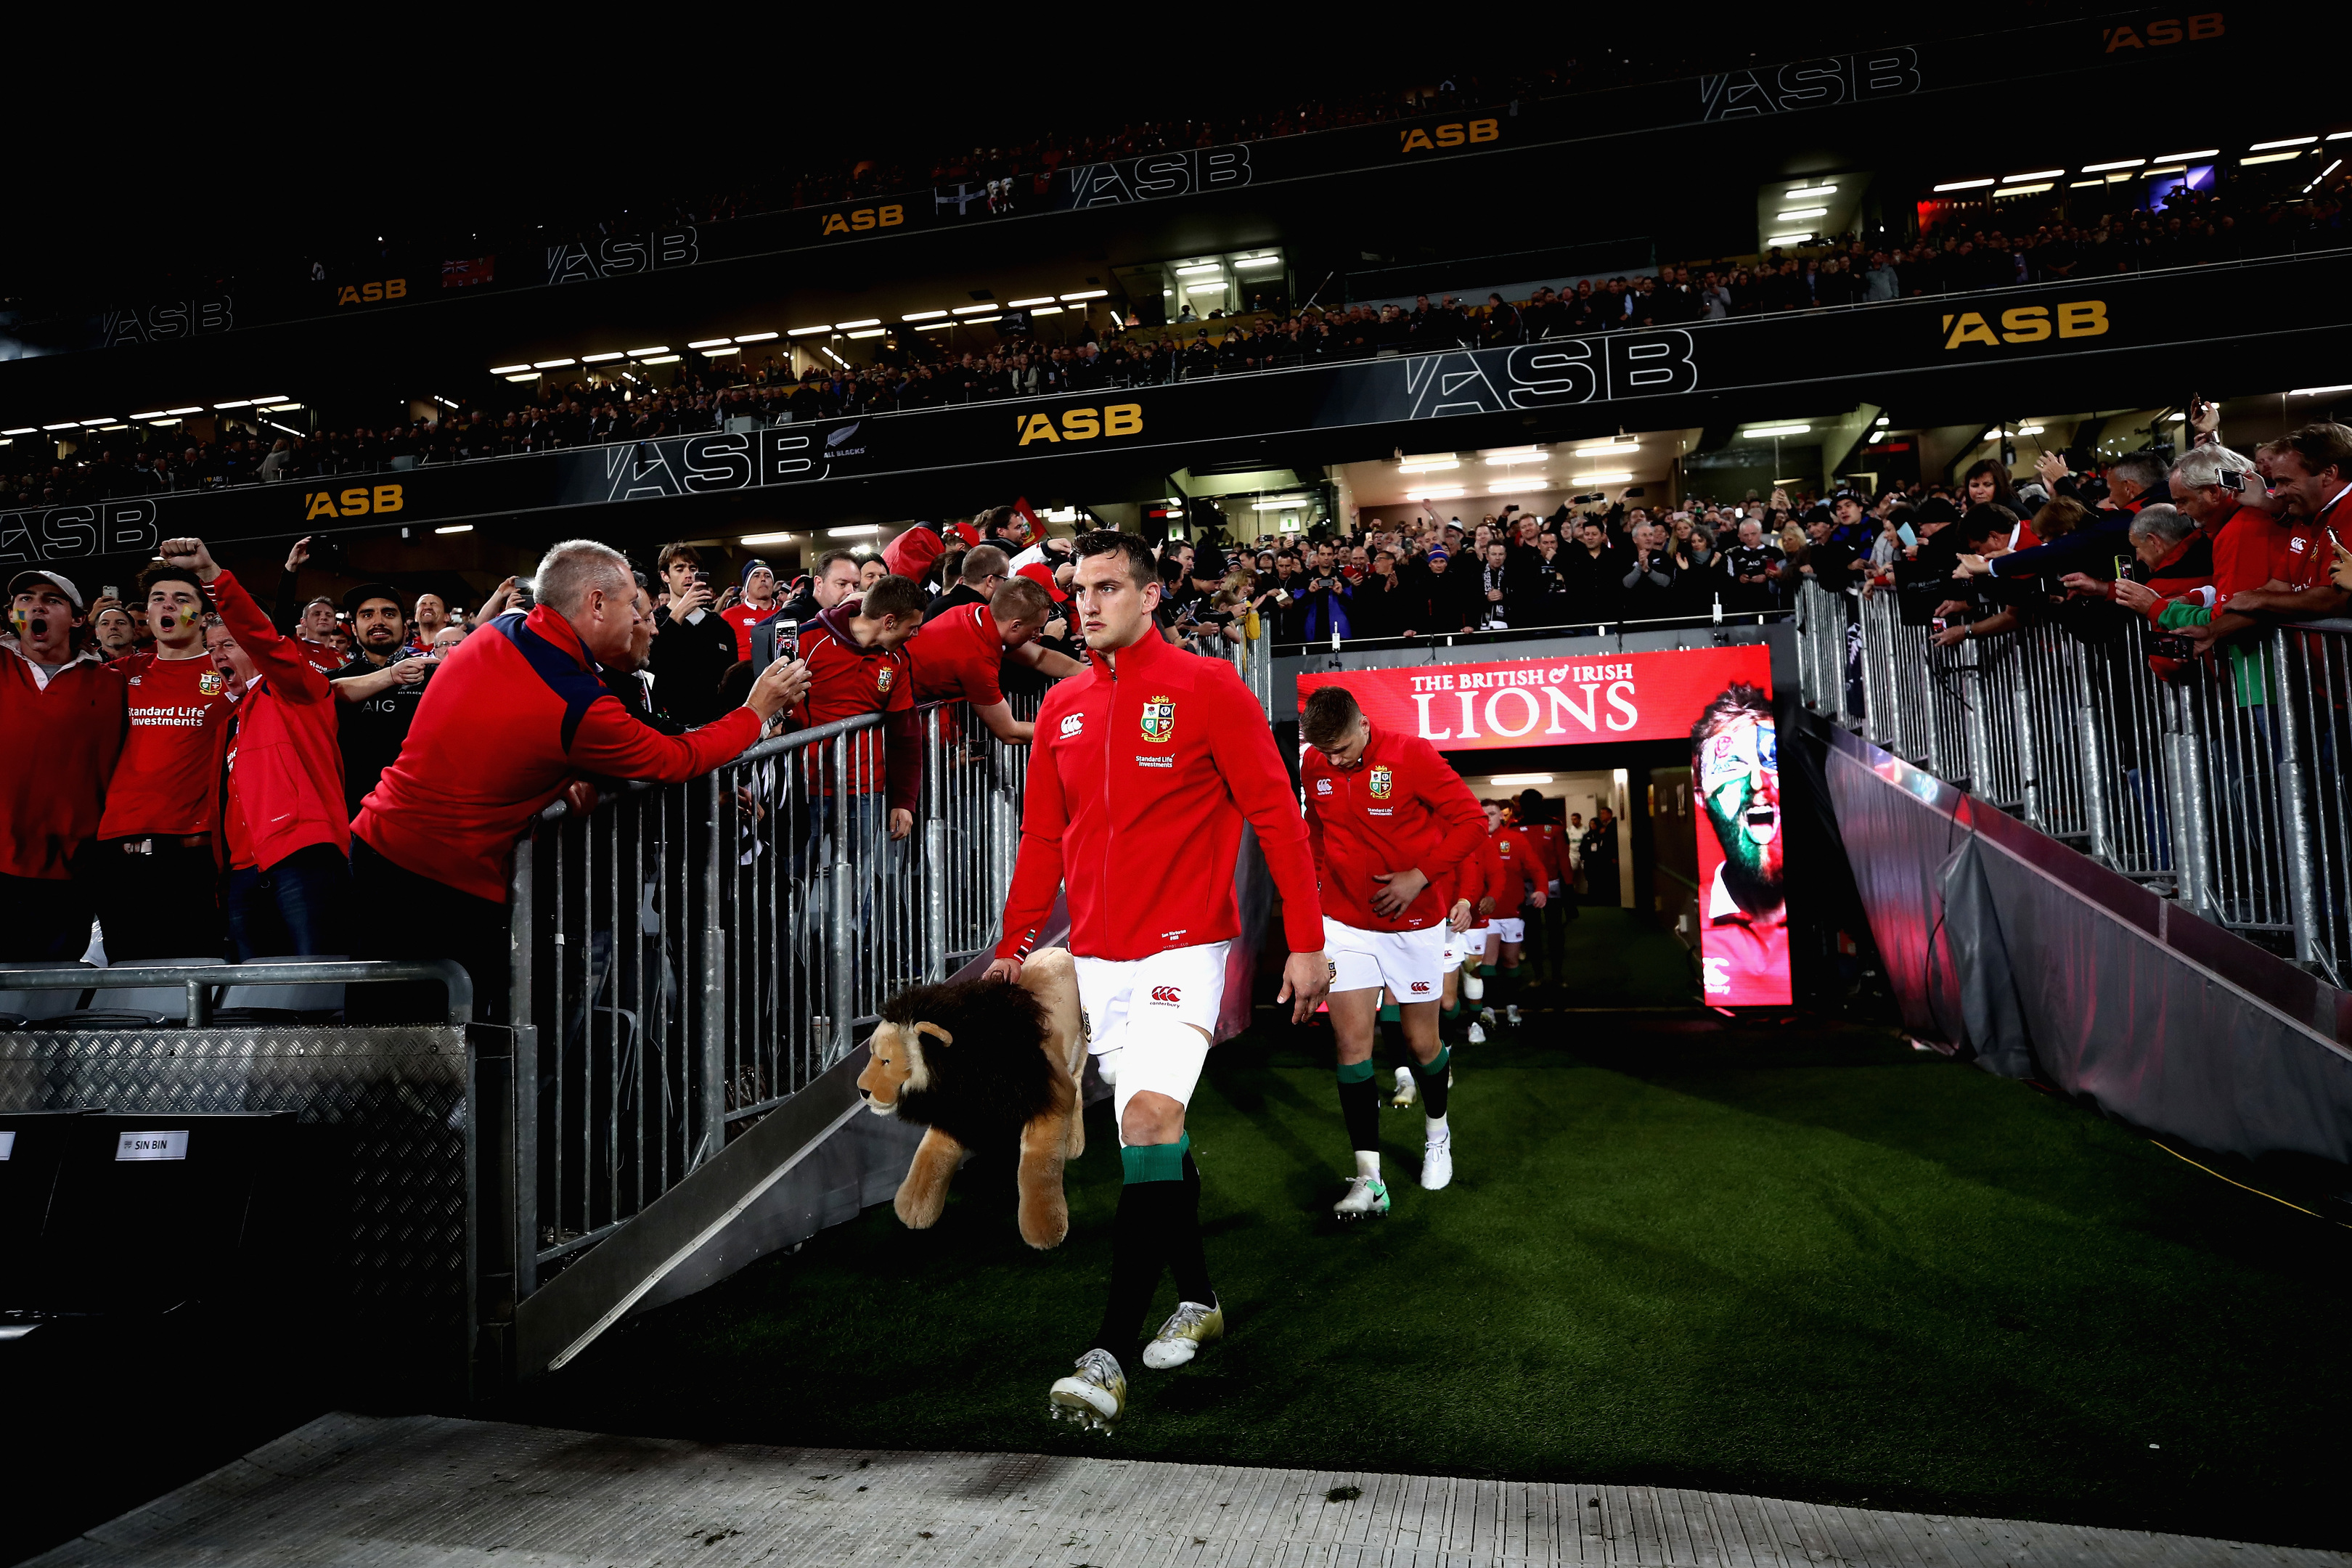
left=0, top=959, right=474, bottom=1028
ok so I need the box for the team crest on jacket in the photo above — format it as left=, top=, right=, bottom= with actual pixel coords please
left=1140, top=695, right=1175, bottom=743
left=875, top=665, right=895, bottom=693
left=1368, top=767, right=1394, bottom=800
left=198, top=671, right=225, bottom=696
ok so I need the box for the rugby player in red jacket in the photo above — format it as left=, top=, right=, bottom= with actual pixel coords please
left=1480, top=799, right=1548, bottom=1022
left=987, top=531, right=1328, bottom=1431
left=354, top=540, right=808, bottom=1019
left=161, top=537, right=352, bottom=958
left=1299, top=684, right=1485, bottom=1215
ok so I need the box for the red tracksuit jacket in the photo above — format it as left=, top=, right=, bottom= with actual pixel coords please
left=1300, top=723, right=1485, bottom=932
left=1489, top=824, right=1544, bottom=918
left=0, top=641, right=123, bottom=881
left=355, top=605, right=763, bottom=902
left=211, top=571, right=348, bottom=872
left=995, top=626, right=1322, bottom=962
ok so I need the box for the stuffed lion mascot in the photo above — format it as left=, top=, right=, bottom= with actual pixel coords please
left=857, top=947, right=1087, bottom=1249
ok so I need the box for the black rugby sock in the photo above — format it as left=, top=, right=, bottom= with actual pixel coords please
left=1166, top=1151, right=1214, bottom=1307
left=1089, top=1138, right=1188, bottom=1366
left=1411, top=1045, right=1453, bottom=1120
left=1336, top=1061, right=1382, bottom=1153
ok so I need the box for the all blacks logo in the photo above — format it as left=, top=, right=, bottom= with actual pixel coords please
left=1140, top=695, right=1175, bottom=743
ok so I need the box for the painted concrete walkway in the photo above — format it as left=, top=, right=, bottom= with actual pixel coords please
left=28, top=1413, right=2345, bottom=1567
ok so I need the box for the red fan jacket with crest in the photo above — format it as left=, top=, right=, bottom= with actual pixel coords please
left=1300, top=722, right=1487, bottom=932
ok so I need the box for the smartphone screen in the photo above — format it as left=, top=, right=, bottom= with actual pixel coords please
left=1897, top=523, right=1918, bottom=548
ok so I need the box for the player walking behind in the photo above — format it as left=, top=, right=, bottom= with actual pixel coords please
left=987, top=531, right=1330, bottom=1431
left=1299, top=685, right=1486, bottom=1217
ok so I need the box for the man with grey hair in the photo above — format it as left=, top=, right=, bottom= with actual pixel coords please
left=351, top=538, right=809, bottom=1021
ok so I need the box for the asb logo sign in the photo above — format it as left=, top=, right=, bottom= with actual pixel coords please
left=336, top=279, right=408, bottom=306
left=1941, top=301, right=2108, bottom=350
left=1399, top=119, right=1499, bottom=154
left=2101, top=12, right=2224, bottom=49
left=305, top=484, right=404, bottom=520
left=820, top=204, right=906, bottom=235
left=1016, top=404, right=1143, bottom=446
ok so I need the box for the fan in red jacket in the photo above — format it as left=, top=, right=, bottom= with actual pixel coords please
left=1, top=569, right=125, bottom=960
left=989, top=533, right=1328, bottom=1434
left=165, top=542, right=352, bottom=959
left=351, top=540, right=809, bottom=1020
left=1298, top=682, right=1485, bottom=1214
left=1479, top=799, right=1548, bottom=988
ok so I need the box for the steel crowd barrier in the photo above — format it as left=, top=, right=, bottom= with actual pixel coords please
left=1797, top=578, right=2352, bottom=984
left=500, top=694, right=1035, bottom=1288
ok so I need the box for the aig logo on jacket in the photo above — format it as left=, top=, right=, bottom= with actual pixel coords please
left=1140, top=695, right=1175, bottom=743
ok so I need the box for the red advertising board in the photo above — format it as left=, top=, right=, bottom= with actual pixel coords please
left=1294, top=645, right=1773, bottom=751
left=1298, top=646, right=1790, bottom=1007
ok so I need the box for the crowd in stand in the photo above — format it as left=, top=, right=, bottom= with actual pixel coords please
left=0, top=506, right=1101, bottom=1016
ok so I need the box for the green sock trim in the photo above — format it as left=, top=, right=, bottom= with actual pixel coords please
left=1420, top=1045, right=1452, bottom=1076
left=1376, top=1004, right=1400, bottom=1023
left=1121, top=1133, right=1190, bottom=1183
left=1502, top=965, right=1522, bottom=978
left=1336, top=1060, right=1377, bottom=1084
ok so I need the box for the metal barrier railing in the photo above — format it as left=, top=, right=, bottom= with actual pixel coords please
left=1800, top=579, right=2352, bottom=983
left=0, top=958, right=474, bottom=1026
left=501, top=695, right=1034, bottom=1286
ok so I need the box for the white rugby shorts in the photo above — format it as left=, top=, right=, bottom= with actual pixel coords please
left=1493, top=917, right=1527, bottom=944
left=1073, top=940, right=1228, bottom=1118
left=1323, top=916, right=1446, bottom=1003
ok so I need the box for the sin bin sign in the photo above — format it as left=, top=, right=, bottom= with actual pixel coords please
left=1297, top=645, right=1790, bottom=1006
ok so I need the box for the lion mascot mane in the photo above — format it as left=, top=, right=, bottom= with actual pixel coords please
left=857, top=947, right=1087, bottom=1249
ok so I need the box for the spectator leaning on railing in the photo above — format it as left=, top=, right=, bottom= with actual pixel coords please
left=92, top=559, right=240, bottom=961
left=351, top=539, right=811, bottom=1018
left=162, top=539, right=352, bottom=960
left=907, top=575, right=1085, bottom=744
left=1, top=570, right=126, bottom=961
left=2174, top=423, right=2352, bottom=656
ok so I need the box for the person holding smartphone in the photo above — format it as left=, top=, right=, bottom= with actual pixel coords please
left=648, top=542, right=740, bottom=727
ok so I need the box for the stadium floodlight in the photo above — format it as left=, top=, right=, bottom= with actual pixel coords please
left=1173, top=263, right=1220, bottom=274
left=2289, top=384, right=2352, bottom=397
left=581, top=351, right=625, bottom=363
left=213, top=400, right=252, bottom=409
left=78, top=417, right=114, bottom=426
left=958, top=314, right=1001, bottom=325
left=1776, top=207, right=1829, bottom=221
left=1572, top=440, right=1636, bottom=455
left=639, top=354, right=681, bottom=364
left=738, top=531, right=794, bottom=545
left=786, top=325, right=832, bottom=336
left=1744, top=424, right=1812, bottom=438
left=164, top=406, right=204, bottom=416
left=1765, top=234, right=1817, bottom=245
left=734, top=331, right=780, bottom=343
left=828, top=524, right=882, bottom=537
left=702, top=346, right=740, bottom=356
left=1932, top=178, right=1995, bottom=191
left=1398, top=460, right=1459, bottom=473
left=687, top=338, right=732, bottom=349
left=2250, top=136, right=2316, bottom=150
left=1490, top=773, right=1555, bottom=785
left=1060, top=290, right=1109, bottom=300
left=41, top=422, right=78, bottom=430
left=2242, top=152, right=2303, bottom=165
left=952, top=304, right=998, bottom=314
left=2, top=426, right=36, bottom=435
left=98, top=424, right=128, bottom=431
left=534, top=359, right=576, bottom=369
left=489, top=364, right=531, bottom=375
left=247, top=394, right=288, bottom=404
left=2153, top=149, right=2218, bottom=161
left=262, top=403, right=304, bottom=412
left=1782, top=184, right=1837, bottom=197
left=900, top=311, right=948, bottom=321
left=626, top=346, right=671, bottom=356
left=2001, top=169, right=2065, bottom=183
left=2081, top=158, right=2146, bottom=172
left=505, top=372, right=541, bottom=382
left=835, top=318, right=881, bottom=329
left=434, top=524, right=473, bottom=534
left=1008, top=296, right=1055, bottom=308
left=1029, top=305, right=1064, bottom=315
left=1235, top=255, right=1283, bottom=268
left=129, top=411, right=168, bottom=420
left=846, top=328, right=886, bottom=339
left=916, top=321, right=953, bottom=330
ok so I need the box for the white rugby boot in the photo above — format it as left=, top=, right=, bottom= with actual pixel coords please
left=1048, top=1348, right=1128, bottom=1431
left=1389, top=1066, right=1418, bottom=1108
left=1142, top=1300, right=1224, bottom=1370
left=1466, top=1022, right=1487, bottom=1044
left=1421, top=1131, right=1455, bottom=1191
left=1331, top=1174, right=1391, bottom=1220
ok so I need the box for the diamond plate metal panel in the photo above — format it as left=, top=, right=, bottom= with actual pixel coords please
left=0, top=1027, right=467, bottom=1349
